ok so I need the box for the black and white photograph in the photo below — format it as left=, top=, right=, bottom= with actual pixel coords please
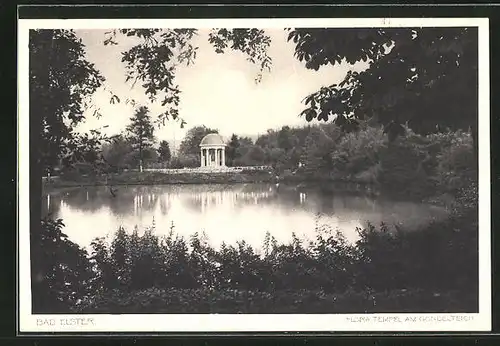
left=18, top=17, right=490, bottom=332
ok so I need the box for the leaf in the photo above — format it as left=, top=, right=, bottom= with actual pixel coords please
left=303, top=94, right=317, bottom=106
left=305, top=109, right=316, bottom=122
left=318, top=110, right=329, bottom=122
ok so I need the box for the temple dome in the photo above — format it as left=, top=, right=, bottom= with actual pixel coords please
left=200, top=133, right=225, bottom=146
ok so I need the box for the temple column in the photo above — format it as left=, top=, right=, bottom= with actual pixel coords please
left=200, top=148, right=204, bottom=167
left=222, top=147, right=226, bottom=166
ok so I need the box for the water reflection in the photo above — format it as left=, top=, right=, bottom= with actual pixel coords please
left=42, top=183, right=448, bottom=251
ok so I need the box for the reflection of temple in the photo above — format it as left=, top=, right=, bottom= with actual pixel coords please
left=299, top=192, right=307, bottom=204
left=189, top=189, right=275, bottom=212
left=177, top=186, right=312, bottom=213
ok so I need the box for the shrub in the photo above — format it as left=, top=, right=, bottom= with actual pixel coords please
left=35, top=184, right=478, bottom=313
left=331, top=126, right=387, bottom=176
left=75, top=287, right=476, bottom=314
left=304, top=125, right=478, bottom=201
left=377, top=139, right=437, bottom=200
left=436, top=132, right=476, bottom=193
left=169, top=154, right=200, bottom=168
left=32, top=218, right=93, bottom=313
left=76, top=209, right=477, bottom=310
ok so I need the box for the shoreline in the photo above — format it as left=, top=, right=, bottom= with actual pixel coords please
left=41, top=170, right=454, bottom=206
left=42, top=170, right=378, bottom=190
left=42, top=177, right=384, bottom=202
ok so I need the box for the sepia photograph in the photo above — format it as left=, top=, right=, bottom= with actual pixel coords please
left=17, top=17, right=490, bottom=332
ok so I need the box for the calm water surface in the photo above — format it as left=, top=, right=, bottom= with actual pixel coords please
left=42, top=183, right=448, bottom=250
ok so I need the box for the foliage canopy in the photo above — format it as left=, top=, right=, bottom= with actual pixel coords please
left=30, top=29, right=106, bottom=173
left=106, top=27, right=478, bottom=143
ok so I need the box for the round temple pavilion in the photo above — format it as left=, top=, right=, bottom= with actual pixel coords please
left=199, top=133, right=226, bottom=167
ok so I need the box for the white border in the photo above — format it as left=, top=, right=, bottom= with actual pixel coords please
left=17, top=17, right=491, bottom=333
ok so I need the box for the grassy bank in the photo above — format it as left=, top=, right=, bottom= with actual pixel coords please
left=75, top=288, right=476, bottom=314
left=44, top=169, right=276, bottom=188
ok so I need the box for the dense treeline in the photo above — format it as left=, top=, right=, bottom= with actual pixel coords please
left=58, top=121, right=475, bottom=204
left=33, top=179, right=477, bottom=314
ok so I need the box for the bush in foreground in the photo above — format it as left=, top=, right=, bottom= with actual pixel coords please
left=75, top=287, right=476, bottom=314
left=32, top=187, right=478, bottom=314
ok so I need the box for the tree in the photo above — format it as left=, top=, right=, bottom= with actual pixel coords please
left=288, top=28, right=478, bottom=148
left=226, top=134, right=241, bottom=167
left=254, top=129, right=277, bottom=149
left=277, top=126, right=297, bottom=153
left=268, top=147, right=287, bottom=171
left=101, top=134, right=134, bottom=172
left=104, top=29, right=271, bottom=121
left=234, top=145, right=266, bottom=167
left=158, top=140, right=172, bottom=165
left=30, top=29, right=106, bottom=176
left=302, top=127, right=336, bottom=178
left=110, top=227, right=130, bottom=289
left=29, top=30, right=117, bottom=310
left=239, top=136, right=254, bottom=147
left=126, top=106, right=155, bottom=172
left=232, top=136, right=266, bottom=167
left=178, top=126, right=218, bottom=157
left=106, top=27, right=478, bottom=153
left=32, top=218, right=93, bottom=312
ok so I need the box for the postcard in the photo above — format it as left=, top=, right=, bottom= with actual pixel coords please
left=17, top=16, right=491, bottom=333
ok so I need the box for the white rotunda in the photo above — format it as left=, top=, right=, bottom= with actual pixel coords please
left=199, top=133, right=226, bottom=168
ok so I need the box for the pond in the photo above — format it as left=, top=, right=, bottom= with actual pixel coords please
left=42, top=183, right=449, bottom=251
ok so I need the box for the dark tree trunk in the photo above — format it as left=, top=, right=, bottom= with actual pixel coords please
left=139, top=141, right=143, bottom=172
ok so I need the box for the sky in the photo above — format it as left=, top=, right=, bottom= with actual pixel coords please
left=74, top=29, right=367, bottom=150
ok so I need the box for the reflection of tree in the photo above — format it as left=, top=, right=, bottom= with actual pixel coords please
left=239, top=183, right=276, bottom=194
left=53, top=186, right=163, bottom=217
left=108, top=194, right=138, bottom=216
left=273, top=189, right=304, bottom=208
left=158, top=195, right=171, bottom=215
left=124, top=187, right=160, bottom=216
left=316, top=194, right=334, bottom=214
left=61, top=187, right=118, bottom=213
left=41, top=193, right=62, bottom=218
